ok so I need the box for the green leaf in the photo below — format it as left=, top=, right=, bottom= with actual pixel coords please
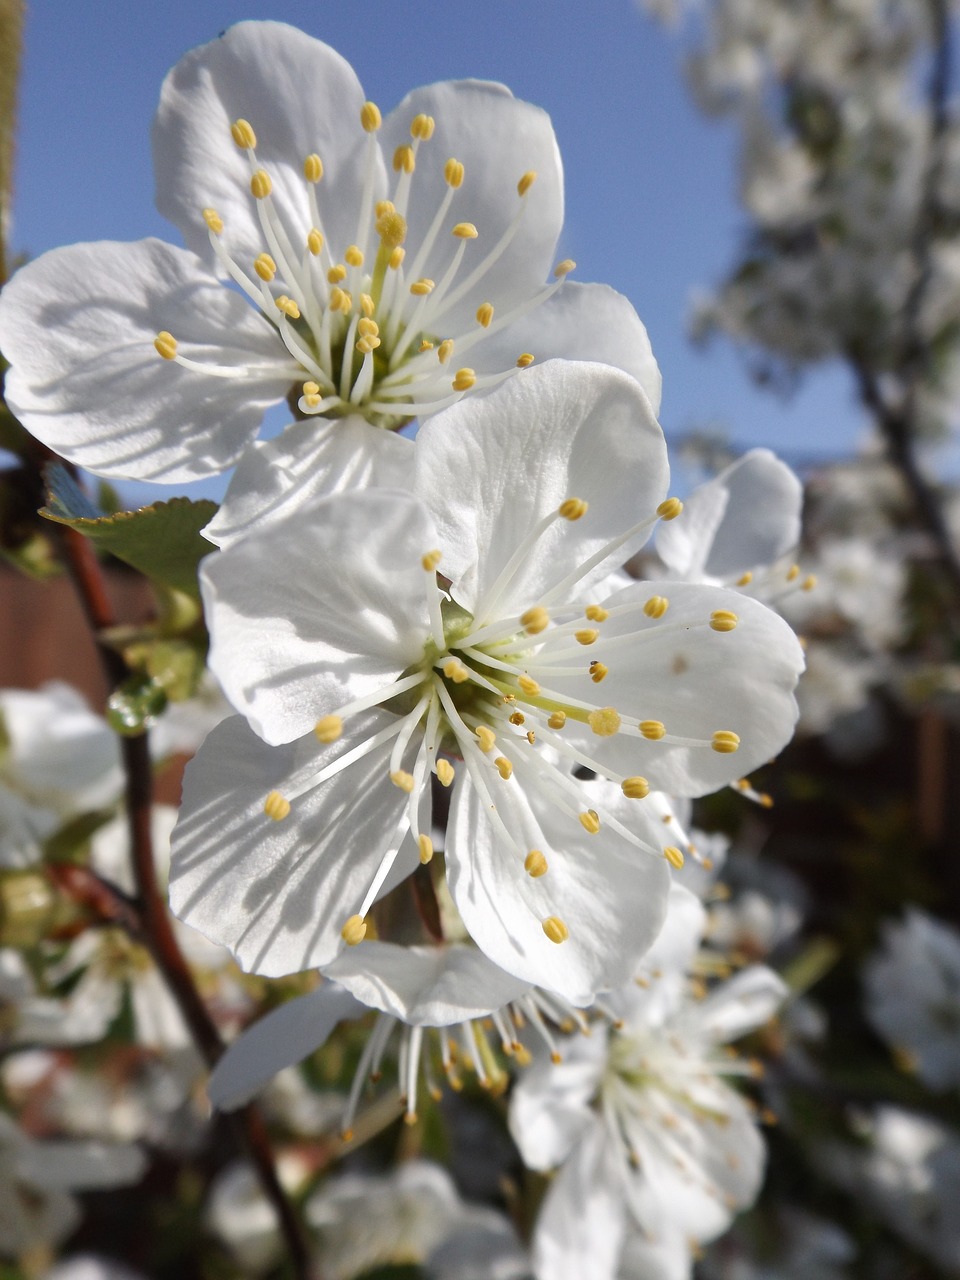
left=41, top=464, right=218, bottom=596
left=106, top=672, right=169, bottom=737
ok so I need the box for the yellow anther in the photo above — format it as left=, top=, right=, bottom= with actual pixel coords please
left=663, top=845, right=685, bottom=870
left=526, top=730, right=536, bottom=744
left=254, top=253, right=277, bottom=282
left=410, top=278, right=435, bottom=296
left=802, top=574, right=817, bottom=591
left=442, top=658, right=470, bottom=684
left=579, top=809, right=601, bottom=835
left=263, top=791, right=290, bottom=822
left=419, top=339, right=435, bottom=352
left=328, top=264, right=347, bottom=284
left=621, top=776, right=650, bottom=799
left=547, top=711, right=567, bottom=730
left=376, top=209, right=407, bottom=248
left=543, top=916, right=570, bottom=944
left=360, top=101, right=382, bottom=132
left=525, top=850, right=548, bottom=878
left=231, top=118, right=257, bottom=149
left=452, top=368, right=476, bottom=392
left=422, top=548, right=442, bottom=571
left=356, top=336, right=380, bottom=355
left=418, top=834, right=434, bottom=865
left=444, top=158, right=465, bottom=188
left=588, top=707, right=621, bottom=737
left=509, top=711, right=526, bottom=726
left=516, top=353, right=535, bottom=367
left=452, top=222, right=479, bottom=239
left=553, top=259, right=575, bottom=277
left=711, top=730, right=741, bottom=754
left=518, top=170, right=537, bottom=196
left=303, top=153, right=323, bottom=183
left=514, top=1044, right=532, bottom=1066
left=202, top=207, right=224, bottom=235
left=521, top=606, right=550, bottom=635
left=494, top=756, right=513, bottom=780
left=640, top=720, right=666, bottom=740
left=275, top=295, right=301, bottom=320
left=436, top=760, right=455, bottom=787
left=303, top=380, right=320, bottom=396
left=314, top=715, right=343, bottom=744
left=585, top=605, right=609, bottom=622
left=376, top=199, right=396, bottom=218
left=345, top=245, right=364, bottom=268
left=360, top=294, right=375, bottom=318
left=307, top=228, right=324, bottom=256
left=517, top=674, right=541, bottom=696
left=393, top=144, right=416, bottom=173
left=590, top=662, right=609, bottom=684
left=403, top=1110, right=419, bottom=1127
left=329, top=287, right=352, bottom=313
left=657, top=497, right=684, bottom=521
left=475, top=725, right=497, bottom=753
left=301, top=385, right=321, bottom=409
left=643, top=595, right=669, bottom=619
left=759, top=793, right=774, bottom=808
left=358, top=317, right=380, bottom=339
left=709, top=610, right=739, bottom=633
left=250, top=169, right=273, bottom=200
left=390, top=770, right=416, bottom=792
left=559, top=497, right=588, bottom=521
left=786, top=564, right=800, bottom=582
left=410, top=112, right=435, bottom=140
left=736, top=571, right=753, bottom=587
left=341, top=914, right=367, bottom=946
left=437, top=339, right=455, bottom=364
left=476, top=302, right=495, bottom=328
left=389, top=246, right=405, bottom=269
left=154, top=331, right=177, bottom=360
left=575, top=628, right=600, bottom=646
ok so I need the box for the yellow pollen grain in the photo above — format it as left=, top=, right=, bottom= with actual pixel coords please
left=254, top=253, right=277, bottom=282
left=303, top=153, right=323, bottom=183
left=154, top=331, right=177, bottom=360
left=517, top=674, right=541, bottom=696
left=475, top=725, right=496, bottom=753
left=345, top=244, right=364, bottom=268
left=231, top=118, right=257, bottom=149
left=436, top=760, right=455, bottom=787
left=263, top=790, right=290, bottom=822
left=443, top=658, right=470, bottom=685
left=585, top=604, right=609, bottom=622
left=327, top=263, right=347, bottom=284
left=657, top=497, right=683, bottom=521
left=421, top=548, right=442, bottom=571
left=547, top=711, right=567, bottom=730
left=786, top=564, right=800, bottom=582
left=543, top=916, right=570, bottom=944
left=360, top=294, right=375, bottom=318
left=250, top=169, right=273, bottom=200
left=509, top=711, right=526, bottom=726
left=663, top=845, right=685, bottom=869
left=621, top=776, right=650, bottom=799
left=643, top=595, right=669, bottom=619
left=202, top=207, right=224, bottom=235
left=518, top=170, right=537, bottom=196
left=307, top=228, right=324, bottom=256
left=411, top=112, right=435, bottom=140
left=376, top=210, right=407, bottom=247
left=525, top=849, right=548, bottom=878
left=437, top=339, right=455, bottom=364
left=393, top=144, right=416, bottom=173
left=554, top=259, right=575, bottom=277
left=559, top=497, right=588, bottom=521
left=494, top=756, right=513, bottom=780
left=389, top=246, right=405, bottom=269
left=418, top=834, right=434, bottom=865
left=341, top=914, right=367, bottom=946
left=736, top=571, right=753, bottom=586
left=579, top=809, right=601, bottom=835
left=640, top=720, right=666, bottom=740
left=516, top=352, right=535, bottom=367
left=710, top=610, right=738, bottom=633
left=452, top=222, right=478, bottom=239
left=711, top=730, right=741, bottom=754
left=521, top=605, right=550, bottom=635
left=444, top=158, right=465, bottom=188
left=589, top=662, right=609, bottom=684
left=390, top=769, right=416, bottom=792
left=314, top=715, right=342, bottom=744
left=476, top=302, right=494, bottom=328
left=419, top=339, right=435, bottom=352
left=452, top=368, right=476, bottom=392
left=575, top=628, right=600, bottom=646
left=410, top=278, right=435, bottom=296
left=360, top=101, right=382, bottom=132
left=588, top=707, right=621, bottom=737
left=275, top=295, right=301, bottom=320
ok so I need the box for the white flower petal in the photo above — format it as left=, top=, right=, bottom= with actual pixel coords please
left=169, top=714, right=418, bottom=976
left=204, top=415, right=414, bottom=549
left=509, top=1031, right=609, bottom=1170
left=0, top=240, right=288, bottom=482
left=202, top=488, right=434, bottom=744
left=679, top=964, right=787, bottom=1044
left=15, top=1140, right=146, bottom=1191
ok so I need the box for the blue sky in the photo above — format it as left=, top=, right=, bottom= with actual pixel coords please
left=9, top=0, right=869, bottom=502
